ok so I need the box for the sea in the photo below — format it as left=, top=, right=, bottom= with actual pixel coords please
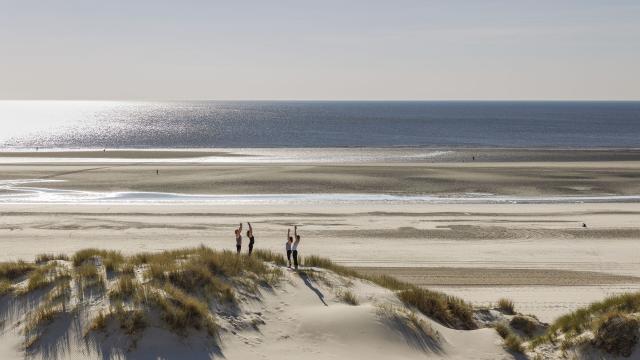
left=1, top=100, right=639, bottom=149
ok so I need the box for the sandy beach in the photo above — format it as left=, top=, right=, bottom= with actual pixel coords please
left=1, top=149, right=639, bottom=325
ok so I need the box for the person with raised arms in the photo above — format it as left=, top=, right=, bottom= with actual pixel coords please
left=234, top=223, right=243, bottom=254
left=247, top=222, right=255, bottom=256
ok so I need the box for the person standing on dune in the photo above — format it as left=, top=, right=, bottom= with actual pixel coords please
left=247, top=222, right=255, bottom=256
left=293, top=225, right=301, bottom=270
left=234, top=223, right=243, bottom=254
left=286, top=229, right=293, bottom=268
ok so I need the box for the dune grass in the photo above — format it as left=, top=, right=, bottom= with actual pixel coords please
left=494, top=322, right=525, bottom=353
left=337, top=289, right=359, bottom=305
left=398, top=287, right=476, bottom=329
left=303, top=254, right=476, bottom=329
left=145, top=284, right=217, bottom=335
left=13, top=246, right=481, bottom=350
left=497, top=298, right=515, bottom=315
left=72, top=249, right=124, bottom=272
left=90, top=311, right=109, bottom=331
left=504, top=333, right=524, bottom=353
left=109, top=275, right=138, bottom=301
left=0, top=279, right=11, bottom=295
left=35, top=253, right=69, bottom=264
left=0, top=261, right=35, bottom=280
left=550, top=292, right=640, bottom=335
left=253, top=249, right=287, bottom=267
left=530, top=291, right=640, bottom=351
left=495, top=322, right=511, bottom=338
left=26, top=263, right=58, bottom=292
left=75, top=263, right=105, bottom=290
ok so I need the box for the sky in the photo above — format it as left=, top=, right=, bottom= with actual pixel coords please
left=1, top=0, right=639, bottom=100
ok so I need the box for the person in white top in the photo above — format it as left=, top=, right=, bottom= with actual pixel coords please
left=234, top=223, right=243, bottom=254
left=292, top=225, right=301, bottom=270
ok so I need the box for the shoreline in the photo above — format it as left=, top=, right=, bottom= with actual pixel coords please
left=2, top=147, right=640, bottom=163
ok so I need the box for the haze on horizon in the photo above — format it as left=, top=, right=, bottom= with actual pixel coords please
left=1, top=0, right=639, bottom=101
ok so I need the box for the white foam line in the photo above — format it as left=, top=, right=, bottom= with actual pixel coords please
left=1, top=179, right=640, bottom=205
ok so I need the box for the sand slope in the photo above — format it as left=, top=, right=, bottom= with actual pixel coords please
left=0, top=260, right=514, bottom=360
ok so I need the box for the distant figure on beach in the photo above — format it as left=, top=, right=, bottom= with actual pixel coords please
left=234, top=223, right=243, bottom=254
left=247, top=222, right=255, bottom=255
left=286, top=229, right=293, bottom=268
left=156, top=169, right=159, bottom=175
left=582, top=223, right=587, bottom=228
left=472, top=155, right=475, bottom=161
left=293, top=225, right=301, bottom=270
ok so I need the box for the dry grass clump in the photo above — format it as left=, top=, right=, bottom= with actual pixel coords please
left=0, top=279, right=11, bottom=295
left=504, top=333, right=524, bottom=353
left=146, top=285, right=217, bottom=336
left=337, top=289, right=359, bottom=305
left=591, top=312, right=639, bottom=357
left=26, top=263, right=58, bottom=292
left=76, top=263, right=105, bottom=289
left=109, top=275, right=139, bottom=301
left=90, top=311, right=109, bottom=331
left=0, top=260, right=35, bottom=280
left=303, top=255, right=360, bottom=278
left=495, top=322, right=511, bottom=338
left=72, top=249, right=124, bottom=272
left=90, top=306, right=147, bottom=336
left=497, top=298, right=515, bottom=315
left=253, top=249, right=287, bottom=267
left=494, top=322, right=525, bottom=353
left=120, top=262, right=135, bottom=275
left=113, top=305, right=147, bottom=336
left=35, top=253, right=69, bottom=264
left=398, top=287, right=476, bottom=330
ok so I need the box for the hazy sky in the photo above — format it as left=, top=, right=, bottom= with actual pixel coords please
left=1, top=0, right=639, bottom=100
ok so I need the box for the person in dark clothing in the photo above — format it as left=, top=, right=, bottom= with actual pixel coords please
left=247, top=222, right=255, bottom=255
left=292, top=225, right=301, bottom=270
left=286, top=228, right=293, bottom=268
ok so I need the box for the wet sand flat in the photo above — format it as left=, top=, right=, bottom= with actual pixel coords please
left=1, top=161, right=640, bottom=196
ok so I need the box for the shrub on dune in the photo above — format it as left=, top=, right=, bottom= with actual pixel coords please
left=591, top=312, right=639, bottom=357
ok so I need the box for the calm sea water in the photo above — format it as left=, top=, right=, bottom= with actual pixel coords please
left=1, top=101, right=639, bottom=149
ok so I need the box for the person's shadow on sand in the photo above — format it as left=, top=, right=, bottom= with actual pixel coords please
left=297, top=271, right=328, bottom=306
